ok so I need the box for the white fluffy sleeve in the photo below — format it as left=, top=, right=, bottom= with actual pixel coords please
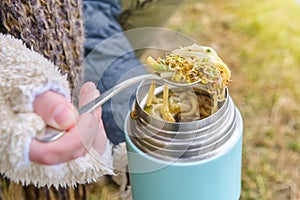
left=0, top=33, right=113, bottom=188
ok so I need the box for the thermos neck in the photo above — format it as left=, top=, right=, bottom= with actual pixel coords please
left=128, top=80, right=238, bottom=163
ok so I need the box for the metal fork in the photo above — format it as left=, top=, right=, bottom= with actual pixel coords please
left=35, top=74, right=159, bottom=142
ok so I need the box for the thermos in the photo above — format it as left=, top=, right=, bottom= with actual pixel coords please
left=125, top=79, right=243, bottom=200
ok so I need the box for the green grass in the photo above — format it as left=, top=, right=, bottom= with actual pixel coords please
left=165, top=0, right=300, bottom=199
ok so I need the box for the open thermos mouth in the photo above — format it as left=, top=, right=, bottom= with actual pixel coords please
left=127, top=79, right=239, bottom=163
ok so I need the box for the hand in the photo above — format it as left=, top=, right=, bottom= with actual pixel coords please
left=29, top=82, right=107, bottom=165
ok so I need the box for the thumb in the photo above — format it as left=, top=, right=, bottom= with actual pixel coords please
left=33, top=91, right=79, bottom=130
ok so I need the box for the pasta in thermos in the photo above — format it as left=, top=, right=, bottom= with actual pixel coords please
left=145, top=44, right=231, bottom=122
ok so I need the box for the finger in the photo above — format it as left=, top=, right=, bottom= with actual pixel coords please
left=29, top=113, right=99, bottom=165
left=79, top=82, right=102, bottom=120
left=79, top=82, right=100, bottom=106
left=92, top=120, right=108, bottom=155
left=79, top=82, right=107, bottom=155
left=33, top=91, right=79, bottom=130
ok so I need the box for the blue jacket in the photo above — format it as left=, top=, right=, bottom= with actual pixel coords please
left=82, top=0, right=144, bottom=144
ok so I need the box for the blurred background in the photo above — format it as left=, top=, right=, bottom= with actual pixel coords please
left=120, top=0, right=300, bottom=199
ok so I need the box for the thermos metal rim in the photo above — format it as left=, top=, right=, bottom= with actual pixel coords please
left=127, top=80, right=240, bottom=162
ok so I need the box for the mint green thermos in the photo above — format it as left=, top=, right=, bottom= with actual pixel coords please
left=125, top=80, right=243, bottom=200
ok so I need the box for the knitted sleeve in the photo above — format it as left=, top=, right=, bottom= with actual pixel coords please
left=0, top=33, right=113, bottom=188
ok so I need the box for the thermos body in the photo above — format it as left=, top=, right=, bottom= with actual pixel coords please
left=125, top=80, right=243, bottom=200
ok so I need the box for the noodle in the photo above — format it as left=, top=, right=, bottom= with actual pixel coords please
left=179, top=92, right=199, bottom=117
left=146, top=80, right=156, bottom=107
left=161, top=84, right=176, bottom=122
left=144, top=87, right=212, bottom=122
